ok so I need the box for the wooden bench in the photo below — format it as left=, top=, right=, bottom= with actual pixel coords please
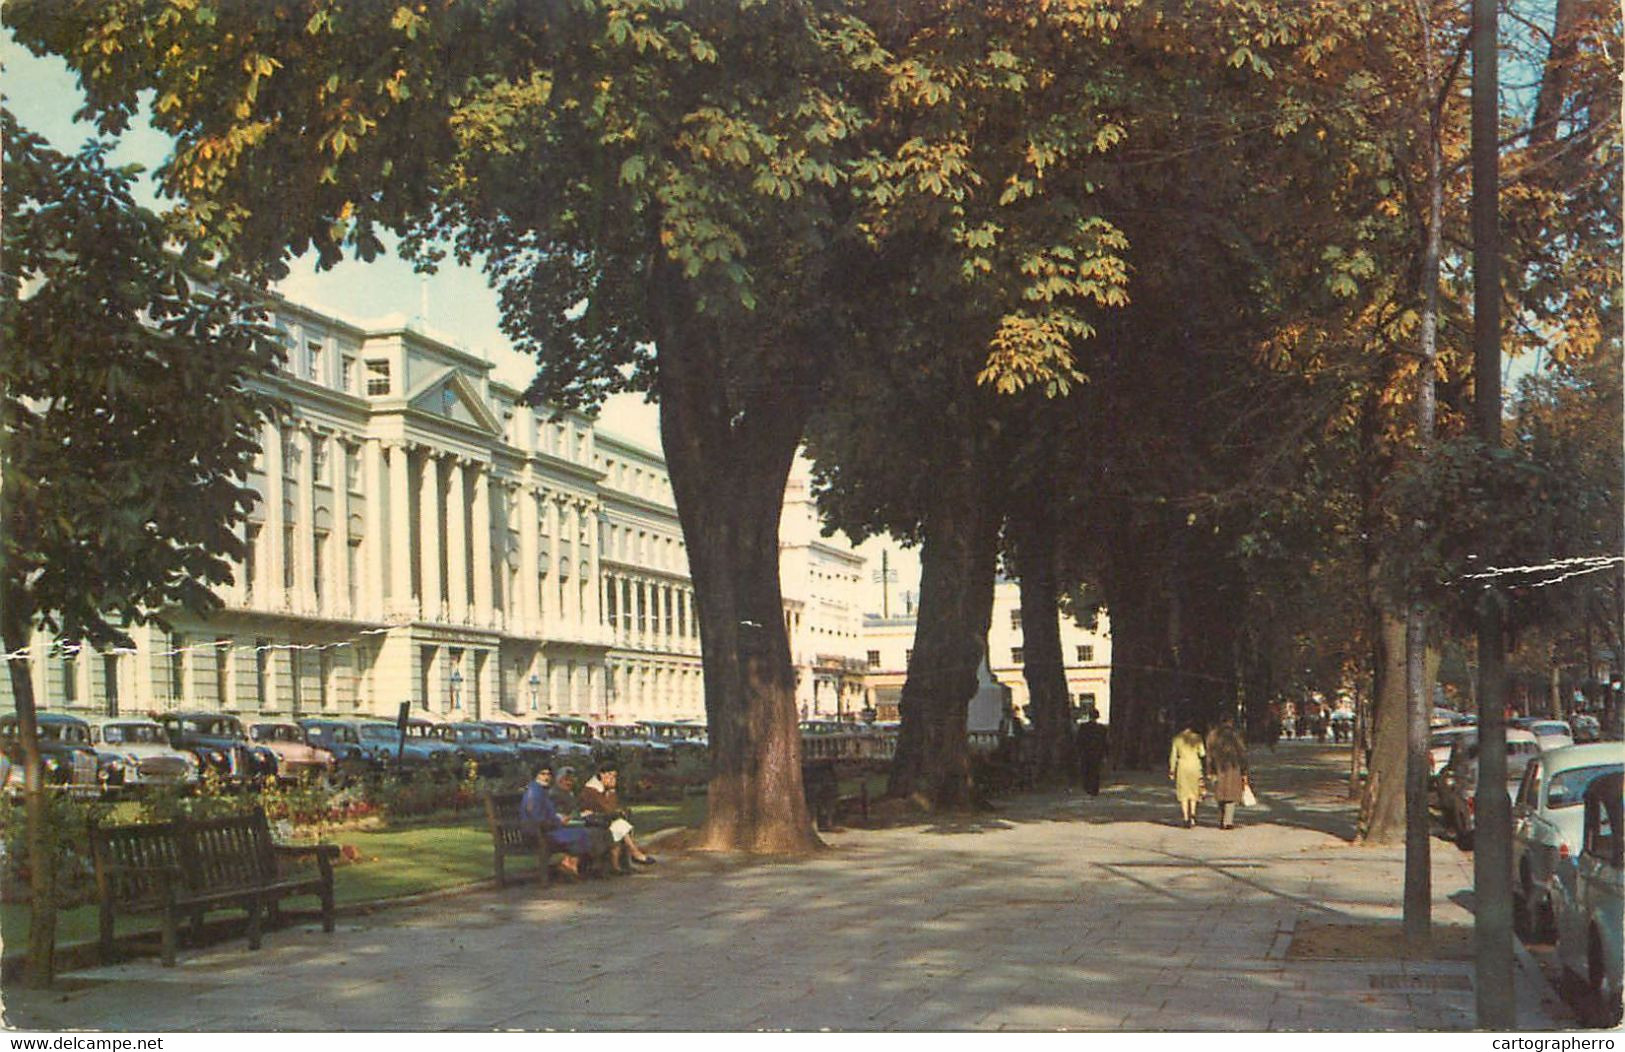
left=89, top=808, right=337, bottom=967
left=484, top=791, right=559, bottom=887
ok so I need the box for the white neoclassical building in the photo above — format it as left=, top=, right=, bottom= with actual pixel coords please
left=779, top=459, right=868, bottom=719
left=1, top=295, right=723, bottom=723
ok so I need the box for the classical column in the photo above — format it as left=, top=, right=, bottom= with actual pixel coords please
left=471, top=464, right=494, bottom=629
left=519, top=484, right=540, bottom=634
left=262, top=422, right=285, bottom=605
left=332, top=438, right=352, bottom=619
left=417, top=449, right=444, bottom=622
left=387, top=442, right=414, bottom=619
left=294, top=426, right=317, bottom=615
left=364, top=438, right=386, bottom=620
left=446, top=457, right=469, bottom=625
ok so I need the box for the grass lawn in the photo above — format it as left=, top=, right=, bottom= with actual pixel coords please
left=2, top=792, right=709, bottom=954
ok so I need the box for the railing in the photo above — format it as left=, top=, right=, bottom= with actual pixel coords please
left=801, top=730, right=897, bottom=761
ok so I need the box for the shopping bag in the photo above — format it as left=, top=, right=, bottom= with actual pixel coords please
left=1241, top=781, right=1258, bottom=807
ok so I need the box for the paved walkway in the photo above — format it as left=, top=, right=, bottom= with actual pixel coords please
left=1, top=745, right=1572, bottom=1031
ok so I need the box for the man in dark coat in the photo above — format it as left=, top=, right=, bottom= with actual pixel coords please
left=1075, top=711, right=1109, bottom=796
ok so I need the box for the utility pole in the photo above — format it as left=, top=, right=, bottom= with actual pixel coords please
left=873, top=549, right=897, bottom=619
left=1472, top=0, right=1514, bottom=1027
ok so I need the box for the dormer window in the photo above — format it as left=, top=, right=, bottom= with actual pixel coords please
left=365, top=360, right=391, bottom=396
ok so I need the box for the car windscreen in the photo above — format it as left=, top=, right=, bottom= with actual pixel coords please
left=41, top=723, right=89, bottom=743
left=1548, top=765, right=1621, bottom=809
left=358, top=725, right=399, bottom=742
left=105, top=724, right=164, bottom=745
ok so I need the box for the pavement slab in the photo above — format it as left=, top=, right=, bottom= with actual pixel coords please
left=0, top=743, right=1577, bottom=1032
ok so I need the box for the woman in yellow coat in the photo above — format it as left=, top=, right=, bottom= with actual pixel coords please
left=1168, top=725, right=1207, bottom=828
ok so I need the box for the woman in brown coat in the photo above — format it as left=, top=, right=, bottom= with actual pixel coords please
left=578, top=761, right=657, bottom=872
left=1205, top=720, right=1250, bottom=830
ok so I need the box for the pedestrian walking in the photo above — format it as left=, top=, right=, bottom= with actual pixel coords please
left=1205, top=719, right=1250, bottom=830
left=1168, top=723, right=1206, bottom=828
left=1075, top=712, right=1109, bottom=796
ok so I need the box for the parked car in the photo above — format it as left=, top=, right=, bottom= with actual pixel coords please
left=157, top=712, right=278, bottom=784
left=1444, top=727, right=1542, bottom=850
left=1430, top=726, right=1477, bottom=781
left=1512, top=743, right=1623, bottom=941
left=477, top=719, right=555, bottom=768
left=1528, top=720, right=1577, bottom=752
left=86, top=716, right=200, bottom=792
left=299, top=718, right=386, bottom=781
left=434, top=721, right=519, bottom=776
left=249, top=721, right=337, bottom=782
left=1554, top=770, right=1623, bottom=1027
left=528, top=719, right=595, bottom=761
left=1572, top=714, right=1603, bottom=743
left=638, top=719, right=708, bottom=755
left=593, top=721, right=672, bottom=763
left=356, top=720, right=457, bottom=773
left=0, top=712, right=99, bottom=795
left=538, top=716, right=605, bottom=759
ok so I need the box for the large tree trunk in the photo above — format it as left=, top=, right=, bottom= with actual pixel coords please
left=1359, top=608, right=1408, bottom=843
left=1102, top=523, right=1175, bottom=770
left=1009, top=488, right=1074, bottom=785
left=2, top=601, right=54, bottom=987
left=887, top=458, right=1001, bottom=809
left=653, top=280, right=818, bottom=855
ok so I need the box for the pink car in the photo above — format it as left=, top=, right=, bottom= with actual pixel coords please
left=248, top=721, right=336, bottom=782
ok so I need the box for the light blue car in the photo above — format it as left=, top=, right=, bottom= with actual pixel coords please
left=1554, top=769, right=1622, bottom=1027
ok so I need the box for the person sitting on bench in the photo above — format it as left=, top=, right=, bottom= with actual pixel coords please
left=579, top=761, right=657, bottom=872
left=519, top=766, right=598, bottom=880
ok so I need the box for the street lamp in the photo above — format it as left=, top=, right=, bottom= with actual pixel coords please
left=528, top=672, right=540, bottom=712
left=449, top=668, right=463, bottom=711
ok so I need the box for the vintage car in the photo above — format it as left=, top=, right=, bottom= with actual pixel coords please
left=1442, top=727, right=1542, bottom=850
left=434, top=721, right=519, bottom=776
left=1511, top=743, right=1622, bottom=941
left=527, top=719, right=595, bottom=761
left=86, top=716, right=200, bottom=792
left=1527, top=719, right=1577, bottom=753
left=592, top=721, right=673, bottom=764
left=249, top=721, right=337, bottom=782
left=638, top=719, right=708, bottom=755
left=157, top=711, right=278, bottom=783
left=1554, top=770, right=1623, bottom=1027
left=299, top=718, right=387, bottom=780
left=0, top=713, right=99, bottom=794
left=356, top=719, right=457, bottom=773
left=476, top=719, right=555, bottom=768
left=1429, top=726, right=1477, bottom=781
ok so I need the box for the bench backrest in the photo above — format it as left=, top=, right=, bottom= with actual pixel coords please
left=91, top=821, right=185, bottom=911
left=485, top=791, right=529, bottom=848
left=91, top=808, right=277, bottom=906
left=178, top=811, right=277, bottom=896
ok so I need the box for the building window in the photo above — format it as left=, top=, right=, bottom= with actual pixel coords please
left=867, top=650, right=881, bottom=670
left=347, top=539, right=361, bottom=612
left=318, top=651, right=331, bottom=709
left=1010, top=609, right=1022, bottom=629
left=1076, top=644, right=1095, bottom=662
left=244, top=525, right=259, bottom=600
left=62, top=653, right=77, bottom=704
left=169, top=633, right=186, bottom=700
left=341, top=356, right=356, bottom=393
left=605, top=575, right=617, bottom=627
left=1011, top=647, right=1024, bottom=665
left=306, top=339, right=324, bottom=381
left=255, top=643, right=270, bottom=708
left=312, top=435, right=329, bottom=484
left=102, top=653, right=120, bottom=716
left=313, top=531, right=328, bottom=604
left=215, top=639, right=231, bottom=707
left=365, top=359, right=391, bottom=396
left=346, top=445, right=362, bottom=492
left=283, top=525, right=297, bottom=590
left=282, top=431, right=298, bottom=478
left=1079, top=692, right=1098, bottom=717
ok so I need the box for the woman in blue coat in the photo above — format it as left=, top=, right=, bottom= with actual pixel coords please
left=520, top=766, right=598, bottom=879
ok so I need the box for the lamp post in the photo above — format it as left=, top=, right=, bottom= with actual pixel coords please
left=528, top=672, right=540, bottom=712
left=449, top=669, right=463, bottom=712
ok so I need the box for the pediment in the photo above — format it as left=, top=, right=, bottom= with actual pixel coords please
left=406, top=368, right=503, bottom=435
